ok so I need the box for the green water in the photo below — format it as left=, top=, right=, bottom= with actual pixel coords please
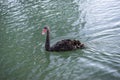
left=0, top=0, right=120, bottom=80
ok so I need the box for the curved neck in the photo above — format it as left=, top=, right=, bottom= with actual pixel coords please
left=45, top=29, right=50, bottom=51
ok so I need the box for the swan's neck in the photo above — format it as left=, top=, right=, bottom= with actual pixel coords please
left=45, top=29, right=50, bottom=51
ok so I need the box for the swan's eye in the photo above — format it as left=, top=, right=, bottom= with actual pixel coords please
left=42, top=29, right=47, bottom=35
left=44, top=27, right=47, bottom=29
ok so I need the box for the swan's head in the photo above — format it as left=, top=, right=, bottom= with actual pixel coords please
left=42, top=26, right=49, bottom=35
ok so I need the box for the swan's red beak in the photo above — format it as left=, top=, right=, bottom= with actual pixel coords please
left=42, top=29, right=47, bottom=35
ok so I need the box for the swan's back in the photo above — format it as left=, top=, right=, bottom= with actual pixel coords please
left=50, top=39, right=84, bottom=51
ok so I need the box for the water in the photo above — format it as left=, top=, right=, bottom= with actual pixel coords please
left=0, top=0, right=120, bottom=80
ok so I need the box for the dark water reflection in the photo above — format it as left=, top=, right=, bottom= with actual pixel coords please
left=0, top=0, right=120, bottom=80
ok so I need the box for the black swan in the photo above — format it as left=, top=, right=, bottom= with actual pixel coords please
left=42, top=26, right=84, bottom=51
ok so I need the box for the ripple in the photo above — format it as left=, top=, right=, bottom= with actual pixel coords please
left=1, top=0, right=120, bottom=80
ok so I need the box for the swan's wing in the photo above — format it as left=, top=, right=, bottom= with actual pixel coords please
left=50, top=39, right=84, bottom=51
left=50, top=39, right=74, bottom=51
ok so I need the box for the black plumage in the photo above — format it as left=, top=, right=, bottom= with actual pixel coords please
left=42, top=26, right=84, bottom=51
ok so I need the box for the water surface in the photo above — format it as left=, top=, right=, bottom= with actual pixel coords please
left=0, top=0, right=120, bottom=80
